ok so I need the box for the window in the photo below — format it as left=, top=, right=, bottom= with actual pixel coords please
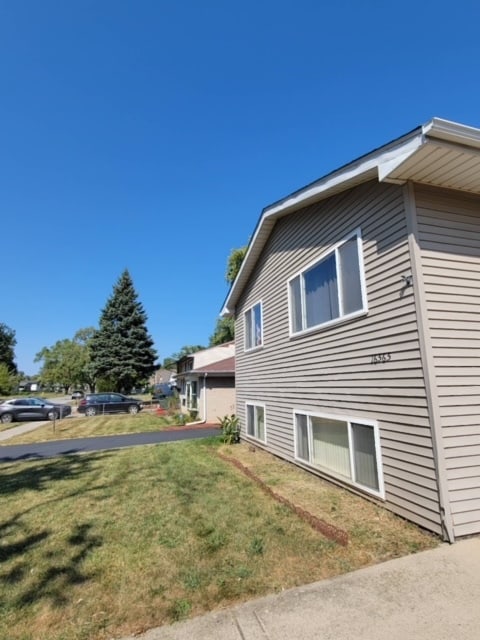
left=294, top=411, right=382, bottom=496
left=186, top=381, right=198, bottom=409
left=289, top=230, right=366, bottom=334
left=244, top=302, right=263, bottom=350
left=246, top=403, right=266, bottom=442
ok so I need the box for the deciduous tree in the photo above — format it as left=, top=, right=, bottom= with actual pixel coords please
left=163, top=345, right=205, bottom=369
left=0, top=322, right=17, bottom=374
left=35, top=328, right=96, bottom=392
left=0, top=363, right=17, bottom=395
left=209, top=316, right=234, bottom=346
left=208, top=245, right=247, bottom=346
left=225, top=246, right=247, bottom=285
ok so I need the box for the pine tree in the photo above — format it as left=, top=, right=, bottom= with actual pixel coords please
left=90, top=270, right=157, bottom=393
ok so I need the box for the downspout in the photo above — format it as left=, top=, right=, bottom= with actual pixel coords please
left=403, top=182, right=455, bottom=543
left=203, top=373, right=208, bottom=423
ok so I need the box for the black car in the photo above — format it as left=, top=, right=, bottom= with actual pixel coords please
left=77, top=393, right=143, bottom=417
left=0, top=397, right=72, bottom=424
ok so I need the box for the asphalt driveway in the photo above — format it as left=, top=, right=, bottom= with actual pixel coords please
left=0, top=426, right=220, bottom=463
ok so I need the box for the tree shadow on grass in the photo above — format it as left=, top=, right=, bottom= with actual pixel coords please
left=15, top=522, right=103, bottom=608
left=0, top=452, right=113, bottom=608
left=0, top=459, right=113, bottom=616
left=0, top=450, right=114, bottom=498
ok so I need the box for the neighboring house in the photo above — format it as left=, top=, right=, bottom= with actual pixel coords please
left=150, top=367, right=176, bottom=387
left=222, top=117, right=480, bottom=543
left=176, top=343, right=235, bottom=422
left=19, top=381, right=41, bottom=393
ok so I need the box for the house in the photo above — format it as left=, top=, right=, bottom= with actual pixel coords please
left=176, top=342, right=235, bottom=422
left=150, top=367, right=176, bottom=388
left=222, top=118, right=480, bottom=542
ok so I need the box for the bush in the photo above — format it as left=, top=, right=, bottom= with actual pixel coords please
left=219, top=414, right=240, bottom=444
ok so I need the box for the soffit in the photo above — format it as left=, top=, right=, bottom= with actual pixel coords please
left=381, top=140, right=480, bottom=194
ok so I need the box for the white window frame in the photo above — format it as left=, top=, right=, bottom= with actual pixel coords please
left=293, top=409, right=384, bottom=498
left=244, top=301, right=263, bottom=351
left=245, top=402, right=266, bottom=443
left=186, top=380, right=198, bottom=410
left=288, top=228, right=367, bottom=337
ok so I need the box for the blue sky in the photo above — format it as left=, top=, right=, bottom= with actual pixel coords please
left=2, top=0, right=480, bottom=374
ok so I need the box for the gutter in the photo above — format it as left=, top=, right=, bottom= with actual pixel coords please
left=423, top=117, right=480, bottom=149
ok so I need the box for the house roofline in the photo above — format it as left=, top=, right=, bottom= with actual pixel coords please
left=221, top=117, right=480, bottom=315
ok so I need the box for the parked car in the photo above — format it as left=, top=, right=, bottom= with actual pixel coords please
left=151, top=383, right=175, bottom=401
left=0, top=397, right=72, bottom=424
left=77, top=393, right=143, bottom=417
left=71, top=390, right=84, bottom=399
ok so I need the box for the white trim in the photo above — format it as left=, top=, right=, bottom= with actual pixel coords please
left=403, top=182, right=455, bottom=542
left=245, top=401, right=267, bottom=443
left=423, top=117, right=480, bottom=149
left=222, top=118, right=480, bottom=316
left=292, top=408, right=385, bottom=499
left=263, top=135, right=424, bottom=220
left=287, top=228, right=368, bottom=336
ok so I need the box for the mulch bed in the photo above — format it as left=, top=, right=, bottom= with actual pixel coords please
left=218, top=451, right=349, bottom=547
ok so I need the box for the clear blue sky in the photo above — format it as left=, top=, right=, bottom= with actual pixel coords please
left=2, top=0, right=480, bottom=375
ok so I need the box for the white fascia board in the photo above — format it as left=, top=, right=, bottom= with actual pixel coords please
left=424, top=118, right=480, bottom=149
left=222, top=131, right=427, bottom=316
left=377, top=143, right=424, bottom=183
left=263, top=133, right=424, bottom=218
left=221, top=216, right=273, bottom=316
left=223, top=118, right=480, bottom=315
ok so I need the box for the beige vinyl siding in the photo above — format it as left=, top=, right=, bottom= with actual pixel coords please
left=415, top=185, right=480, bottom=537
left=236, top=180, right=442, bottom=535
left=203, top=378, right=235, bottom=423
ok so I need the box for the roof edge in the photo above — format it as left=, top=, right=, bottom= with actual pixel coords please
left=222, top=117, right=480, bottom=315
left=423, top=117, right=480, bottom=149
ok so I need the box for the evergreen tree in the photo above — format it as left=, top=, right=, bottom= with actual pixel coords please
left=90, top=270, right=157, bottom=393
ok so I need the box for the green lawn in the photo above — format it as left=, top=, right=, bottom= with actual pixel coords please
left=2, top=411, right=188, bottom=444
left=0, top=439, right=438, bottom=640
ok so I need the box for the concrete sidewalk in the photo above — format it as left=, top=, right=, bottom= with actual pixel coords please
left=0, top=419, right=48, bottom=441
left=120, top=537, right=480, bottom=640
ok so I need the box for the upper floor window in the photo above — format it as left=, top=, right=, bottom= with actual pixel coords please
left=289, top=230, right=367, bottom=335
left=244, top=302, right=263, bottom=350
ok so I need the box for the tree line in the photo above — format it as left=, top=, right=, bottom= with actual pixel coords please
left=0, top=246, right=247, bottom=395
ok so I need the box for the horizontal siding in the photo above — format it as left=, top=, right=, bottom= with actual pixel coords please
left=236, top=180, right=442, bottom=535
left=415, top=184, right=480, bottom=538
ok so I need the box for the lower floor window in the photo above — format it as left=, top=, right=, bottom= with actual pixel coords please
left=246, top=403, right=265, bottom=442
left=186, top=381, right=197, bottom=410
left=295, top=412, right=382, bottom=496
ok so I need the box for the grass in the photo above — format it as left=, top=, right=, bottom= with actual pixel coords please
left=1, top=411, right=187, bottom=445
left=0, top=439, right=439, bottom=640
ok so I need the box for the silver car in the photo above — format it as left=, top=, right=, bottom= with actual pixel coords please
left=0, top=397, right=72, bottom=424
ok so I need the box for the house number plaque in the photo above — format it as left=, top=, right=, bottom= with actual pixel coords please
left=371, top=353, right=392, bottom=365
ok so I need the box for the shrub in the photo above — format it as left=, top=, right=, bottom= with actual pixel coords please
left=219, top=414, right=240, bottom=444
